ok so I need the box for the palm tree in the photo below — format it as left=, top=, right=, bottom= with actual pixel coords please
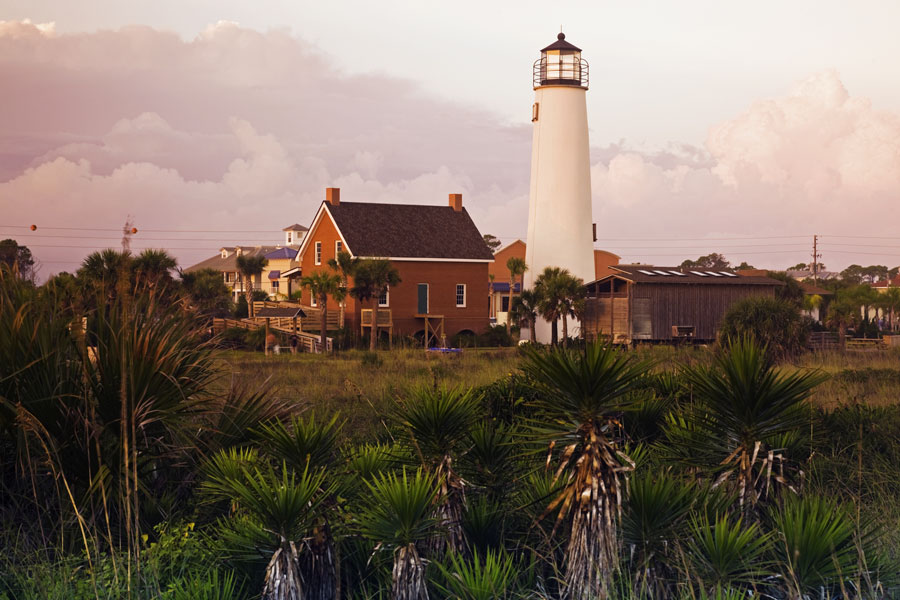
left=78, top=248, right=132, bottom=301
left=179, top=267, right=232, bottom=322
left=350, top=259, right=401, bottom=351
left=236, top=254, right=268, bottom=318
left=132, top=248, right=177, bottom=293
left=301, top=271, right=342, bottom=352
left=683, top=337, right=827, bottom=515
left=357, top=469, right=440, bottom=600
left=509, top=288, right=541, bottom=344
left=878, top=287, right=900, bottom=332
left=328, top=250, right=358, bottom=328
left=521, top=342, right=651, bottom=599
left=825, top=292, right=860, bottom=345
left=534, top=266, right=568, bottom=346
left=556, top=272, right=585, bottom=346
left=505, top=257, right=527, bottom=334
left=395, top=386, right=481, bottom=557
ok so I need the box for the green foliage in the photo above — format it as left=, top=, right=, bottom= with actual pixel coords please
left=771, top=495, right=861, bottom=596
left=356, top=468, right=440, bottom=549
left=683, top=514, right=771, bottom=591
left=479, top=324, right=514, bottom=347
left=432, top=549, right=520, bottom=600
left=718, top=295, right=809, bottom=360
left=680, top=253, right=730, bottom=271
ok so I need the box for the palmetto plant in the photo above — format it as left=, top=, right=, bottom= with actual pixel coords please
left=433, top=548, right=521, bottom=600
left=683, top=514, right=771, bottom=595
left=621, top=473, right=699, bottom=596
left=521, top=342, right=651, bottom=599
left=356, top=469, right=440, bottom=600
left=204, top=459, right=333, bottom=600
left=683, top=337, right=827, bottom=514
left=255, top=414, right=345, bottom=600
left=771, top=495, right=865, bottom=598
left=395, top=386, right=481, bottom=556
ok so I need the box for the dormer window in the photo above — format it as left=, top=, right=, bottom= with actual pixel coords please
left=221, top=250, right=228, bottom=258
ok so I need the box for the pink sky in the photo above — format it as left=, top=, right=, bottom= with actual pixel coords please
left=1, top=18, right=898, bottom=277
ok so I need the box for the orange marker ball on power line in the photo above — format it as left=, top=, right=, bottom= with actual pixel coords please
left=30, top=224, right=37, bottom=231
left=131, top=227, right=138, bottom=234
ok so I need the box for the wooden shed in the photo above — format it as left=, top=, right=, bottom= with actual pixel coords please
left=582, top=265, right=781, bottom=344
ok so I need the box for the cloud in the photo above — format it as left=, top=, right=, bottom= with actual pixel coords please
left=592, top=70, right=900, bottom=268
left=0, top=21, right=898, bottom=276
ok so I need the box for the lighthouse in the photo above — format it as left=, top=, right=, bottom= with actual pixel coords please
left=524, top=32, right=595, bottom=343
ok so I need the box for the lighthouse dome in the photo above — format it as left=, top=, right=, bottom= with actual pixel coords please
left=534, top=32, right=588, bottom=89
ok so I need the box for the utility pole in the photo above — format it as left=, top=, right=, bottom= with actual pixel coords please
left=811, top=235, right=822, bottom=283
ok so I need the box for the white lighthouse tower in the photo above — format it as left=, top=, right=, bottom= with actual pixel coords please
left=524, top=32, right=595, bottom=343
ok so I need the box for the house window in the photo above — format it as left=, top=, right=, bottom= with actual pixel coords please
left=287, top=232, right=293, bottom=244
left=456, top=284, right=466, bottom=307
left=378, top=286, right=390, bottom=307
left=310, top=292, right=317, bottom=307
left=271, top=280, right=279, bottom=291
left=335, top=240, right=342, bottom=256
left=315, top=241, right=322, bottom=265
left=501, top=296, right=510, bottom=312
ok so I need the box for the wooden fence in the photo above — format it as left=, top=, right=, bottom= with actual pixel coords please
left=212, top=317, right=333, bottom=353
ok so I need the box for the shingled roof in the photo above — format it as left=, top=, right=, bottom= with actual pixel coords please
left=323, top=202, right=494, bottom=261
left=594, top=265, right=781, bottom=286
left=185, top=246, right=278, bottom=272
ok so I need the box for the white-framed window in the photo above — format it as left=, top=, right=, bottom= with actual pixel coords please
left=310, top=292, right=317, bottom=307
left=378, top=286, right=390, bottom=307
left=315, top=241, right=322, bottom=265
left=456, top=283, right=466, bottom=307
left=335, top=240, right=342, bottom=256
left=287, top=232, right=293, bottom=244
left=271, top=280, right=279, bottom=291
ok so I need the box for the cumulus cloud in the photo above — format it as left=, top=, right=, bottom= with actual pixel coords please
left=0, top=20, right=898, bottom=275
left=592, top=70, right=900, bottom=268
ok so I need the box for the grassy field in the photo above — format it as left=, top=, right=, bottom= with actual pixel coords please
left=221, top=345, right=900, bottom=415
left=217, top=347, right=522, bottom=440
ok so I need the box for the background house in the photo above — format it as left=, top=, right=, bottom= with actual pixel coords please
left=296, top=188, right=493, bottom=342
left=583, top=265, right=780, bottom=343
left=185, top=224, right=304, bottom=300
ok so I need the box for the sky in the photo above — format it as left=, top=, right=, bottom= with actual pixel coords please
left=1, top=1, right=899, bottom=277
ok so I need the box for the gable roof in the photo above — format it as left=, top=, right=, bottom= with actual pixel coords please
left=302, top=201, right=494, bottom=262
left=185, top=245, right=278, bottom=272
left=593, top=264, right=780, bottom=286
left=283, top=223, right=309, bottom=232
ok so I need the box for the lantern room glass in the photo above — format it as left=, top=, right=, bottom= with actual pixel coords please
left=542, top=49, right=581, bottom=83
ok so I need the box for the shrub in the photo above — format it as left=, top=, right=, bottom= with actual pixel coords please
left=479, top=324, right=514, bottom=347
left=718, top=296, right=809, bottom=360
left=234, top=296, right=249, bottom=319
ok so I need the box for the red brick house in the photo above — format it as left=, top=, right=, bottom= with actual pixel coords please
left=295, top=188, right=494, bottom=342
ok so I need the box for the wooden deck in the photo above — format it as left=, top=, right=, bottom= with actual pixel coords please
left=213, top=317, right=333, bottom=353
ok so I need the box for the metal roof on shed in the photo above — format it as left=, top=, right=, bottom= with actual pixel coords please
left=587, top=265, right=782, bottom=286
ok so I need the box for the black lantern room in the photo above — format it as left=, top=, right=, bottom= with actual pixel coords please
left=533, top=33, right=589, bottom=89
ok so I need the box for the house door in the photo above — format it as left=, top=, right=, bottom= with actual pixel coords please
left=417, top=283, right=429, bottom=314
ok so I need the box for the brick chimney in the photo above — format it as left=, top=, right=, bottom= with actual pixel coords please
left=326, top=187, right=340, bottom=206
left=449, top=193, right=463, bottom=212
